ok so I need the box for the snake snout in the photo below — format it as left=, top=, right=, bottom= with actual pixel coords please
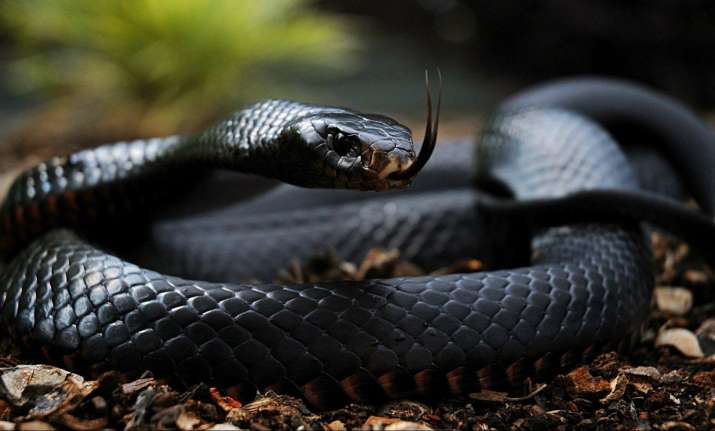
left=365, top=138, right=417, bottom=179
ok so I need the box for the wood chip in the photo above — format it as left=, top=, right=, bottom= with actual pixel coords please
left=659, top=421, right=696, bottom=431
left=600, top=373, right=628, bottom=404
left=695, top=319, right=715, bottom=339
left=175, top=410, right=201, bottom=431
left=563, top=367, right=611, bottom=398
left=209, top=387, right=242, bottom=412
left=690, top=370, right=715, bottom=387
left=356, top=248, right=402, bottom=279
left=469, top=390, right=509, bottom=402
left=0, top=365, right=99, bottom=419
left=362, top=416, right=432, bottom=430
left=654, top=287, right=693, bottom=315
left=326, top=420, right=346, bottom=431
left=58, top=413, right=108, bottom=431
left=363, top=416, right=401, bottom=428
left=18, top=421, right=53, bottom=431
left=618, top=366, right=660, bottom=394
left=120, top=377, right=156, bottom=395
left=655, top=328, right=705, bottom=358
left=622, top=366, right=662, bottom=381
left=385, top=421, right=432, bottom=430
left=684, top=269, right=709, bottom=284
left=207, top=424, right=241, bottom=431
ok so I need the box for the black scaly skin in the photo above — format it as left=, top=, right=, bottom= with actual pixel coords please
left=0, top=79, right=712, bottom=410
left=0, top=100, right=415, bottom=257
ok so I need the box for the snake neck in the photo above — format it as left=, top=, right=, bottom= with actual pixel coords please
left=0, top=100, right=321, bottom=258
left=176, top=100, right=324, bottom=171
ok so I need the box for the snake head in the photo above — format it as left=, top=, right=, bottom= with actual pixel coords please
left=281, top=111, right=417, bottom=190
left=278, top=71, right=441, bottom=191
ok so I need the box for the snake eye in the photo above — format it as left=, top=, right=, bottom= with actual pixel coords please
left=330, top=132, right=360, bottom=157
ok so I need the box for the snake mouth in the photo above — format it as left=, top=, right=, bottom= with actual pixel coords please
left=388, top=69, right=442, bottom=182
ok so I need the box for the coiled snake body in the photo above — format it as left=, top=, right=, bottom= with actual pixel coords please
left=1, top=79, right=714, bottom=409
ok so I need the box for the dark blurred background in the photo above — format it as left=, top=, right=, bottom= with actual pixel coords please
left=1, top=0, right=714, bottom=183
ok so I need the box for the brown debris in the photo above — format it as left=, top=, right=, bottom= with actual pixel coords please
left=362, top=416, right=432, bottom=430
left=695, top=319, right=715, bottom=339
left=655, top=328, right=706, bottom=358
left=621, top=366, right=662, bottom=394
left=684, top=269, right=709, bottom=284
left=384, top=420, right=433, bottom=430
left=599, top=373, right=627, bottom=403
left=208, top=387, right=242, bottom=412
left=658, top=421, right=697, bottom=431
left=18, top=421, right=54, bottom=431
left=122, top=386, right=155, bottom=430
left=622, top=366, right=662, bottom=381
left=470, top=383, right=547, bottom=403
left=654, top=287, right=693, bottom=315
left=174, top=409, right=201, bottom=431
left=225, top=392, right=315, bottom=430
left=469, top=389, right=510, bottom=403
left=276, top=248, right=485, bottom=284
left=58, top=413, right=108, bottom=431
left=0, top=365, right=99, bottom=420
left=326, top=419, right=347, bottom=431
left=562, top=366, right=611, bottom=399
left=119, top=377, right=156, bottom=396
left=429, top=258, right=483, bottom=276
left=689, top=369, right=715, bottom=387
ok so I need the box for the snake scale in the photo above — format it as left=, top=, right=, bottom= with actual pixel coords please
left=1, top=78, right=714, bottom=410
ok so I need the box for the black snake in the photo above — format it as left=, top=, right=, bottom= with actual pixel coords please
left=0, top=77, right=714, bottom=410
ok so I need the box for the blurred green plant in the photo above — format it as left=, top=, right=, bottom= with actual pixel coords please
left=1, top=0, right=358, bottom=136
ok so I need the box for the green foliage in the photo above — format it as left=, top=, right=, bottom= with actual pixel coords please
left=2, top=0, right=358, bottom=132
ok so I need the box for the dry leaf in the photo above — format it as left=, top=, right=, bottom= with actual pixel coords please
left=600, top=373, right=628, bottom=404
left=18, top=421, right=54, bottom=431
left=622, top=366, right=662, bottom=381
left=469, top=390, right=509, bottom=402
left=59, top=413, right=108, bottom=431
left=695, top=319, right=715, bottom=339
left=385, top=421, right=433, bottom=430
left=618, top=366, right=661, bottom=395
left=470, top=384, right=547, bottom=402
left=690, top=370, right=715, bottom=387
left=122, top=387, right=155, bottom=430
left=363, top=416, right=401, bottom=428
left=207, top=424, right=241, bottom=431
left=684, top=269, right=709, bottom=284
left=120, top=377, right=156, bottom=396
left=226, top=393, right=310, bottom=429
left=175, top=410, right=201, bottom=431
left=563, top=367, right=611, bottom=398
left=630, top=381, right=653, bottom=394
left=209, top=387, right=242, bottom=412
left=430, top=258, right=483, bottom=275
left=660, top=421, right=696, bottom=431
left=654, top=287, right=693, bottom=315
left=357, top=249, right=402, bottom=279
left=326, top=420, right=347, bottom=431
left=655, top=328, right=705, bottom=358
left=0, top=365, right=98, bottom=419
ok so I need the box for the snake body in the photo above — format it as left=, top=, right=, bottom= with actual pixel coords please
left=0, top=79, right=713, bottom=409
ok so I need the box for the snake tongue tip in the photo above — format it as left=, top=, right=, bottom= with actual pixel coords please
left=388, top=69, right=441, bottom=181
